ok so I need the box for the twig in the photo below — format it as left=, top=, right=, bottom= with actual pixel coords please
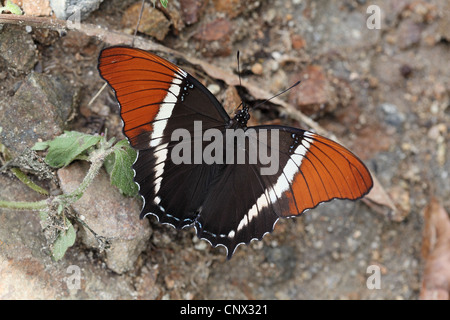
left=0, top=136, right=49, bottom=195
left=0, top=199, right=48, bottom=210
left=87, top=82, right=107, bottom=107
left=67, top=209, right=111, bottom=251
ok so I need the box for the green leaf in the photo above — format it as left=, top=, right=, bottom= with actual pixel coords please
left=108, top=140, right=138, bottom=197
left=0, top=0, right=23, bottom=15
left=52, top=217, right=76, bottom=261
left=44, top=131, right=103, bottom=168
left=103, top=151, right=115, bottom=175
left=160, top=0, right=168, bottom=8
left=31, top=141, right=50, bottom=151
left=10, top=167, right=49, bottom=195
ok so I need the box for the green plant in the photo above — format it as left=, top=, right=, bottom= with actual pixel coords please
left=0, top=131, right=138, bottom=260
left=0, top=0, right=23, bottom=15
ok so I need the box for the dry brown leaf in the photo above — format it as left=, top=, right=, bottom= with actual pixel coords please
left=362, top=175, right=400, bottom=220
left=420, top=197, right=450, bottom=300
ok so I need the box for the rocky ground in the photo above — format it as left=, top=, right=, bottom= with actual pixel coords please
left=0, top=0, right=449, bottom=299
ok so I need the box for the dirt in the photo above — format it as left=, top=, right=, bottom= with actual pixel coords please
left=0, top=0, right=449, bottom=300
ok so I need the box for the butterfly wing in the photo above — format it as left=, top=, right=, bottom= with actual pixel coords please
left=98, top=46, right=229, bottom=149
left=194, top=126, right=373, bottom=258
left=256, top=126, right=373, bottom=218
left=98, top=46, right=230, bottom=228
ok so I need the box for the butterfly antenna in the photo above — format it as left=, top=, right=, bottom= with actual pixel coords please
left=233, top=50, right=245, bottom=114
left=253, top=80, right=302, bottom=109
left=237, top=51, right=243, bottom=89
left=131, top=0, right=147, bottom=47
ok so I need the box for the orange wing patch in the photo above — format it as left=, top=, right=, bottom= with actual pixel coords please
left=98, top=47, right=183, bottom=147
left=285, top=132, right=373, bottom=216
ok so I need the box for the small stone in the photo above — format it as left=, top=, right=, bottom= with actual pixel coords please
left=331, top=251, right=340, bottom=260
left=349, top=72, right=359, bottom=80
left=49, top=0, right=104, bottom=20
left=194, top=18, right=231, bottom=41
left=263, top=8, right=277, bottom=24
left=291, top=34, right=306, bottom=50
left=379, top=103, right=405, bottom=128
left=121, top=2, right=171, bottom=41
left=399, top=64, right=413, bottom=78
left=313, top=240, right=323, bottom=249
left=193, top=18, right=233, bottom=57
left=0, top=25, right=37, bottom=73
left=57, top=162, right=152, bottom=274
left=11, top=0, right=52, bottom=16
left=194, top=239, right=208, bottom=251
left=405, top=0, right=438, bottom=23
left=437, top=1, right=450, bottom=41
left=0, top=72, right=76, bottom=156
left=213, top=0, right=260, bottom=18
left=213, top=0, right=242, bottom=18
left=180, top=0, right=207, bottom=25
left=251, top=62, right=263, bottom=75
left=161, top=0, right=185, bottom=34
left=207, top=83, right=220, bottom=96
left=389, top=186, right=411, bottom=220
left=353, top=230, right=362, bottom=239
left=401, top=142, right=412, bottom=152
left=371, top=250, right=381, bottom=260
left=397, top=19, right=422, bottom=50
left=367, top=75, right=379, bottom=88
left=135, top=265, right=160, bottom=300
left=427, top=123, right=446, bottom=140
left=288, top=65, right=336, bottom=117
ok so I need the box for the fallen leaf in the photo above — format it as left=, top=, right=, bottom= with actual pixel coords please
left=362, top=175, right=400, bottom=221
left=420, top=197, right=450, bottom=300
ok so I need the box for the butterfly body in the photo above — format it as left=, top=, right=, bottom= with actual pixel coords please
left=98, top=46, right=373, bottom=258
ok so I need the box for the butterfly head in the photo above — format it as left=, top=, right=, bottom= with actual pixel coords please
left=228, top=103, right=250, bottom=129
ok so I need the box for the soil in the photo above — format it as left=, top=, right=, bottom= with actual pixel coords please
left=0, top=0, right=449, bottom=300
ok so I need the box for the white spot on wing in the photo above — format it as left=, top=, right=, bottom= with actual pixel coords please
left=234, top=132, right=315, bottom=236
left=235, top=192, right=269, bottom=233
left=150, top=78, right=182, bottom=147
left=148, top=76, right=183, bottom=205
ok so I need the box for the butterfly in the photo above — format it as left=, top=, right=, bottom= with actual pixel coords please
left=98, top=46, right=373, bottom=259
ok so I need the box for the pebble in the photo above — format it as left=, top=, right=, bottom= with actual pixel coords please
left=397, top=19, right=422, bottom=50
left=12, top=0, right=52, bottom=16
left=121, top=2, right=171, bottom=41
left=251, top=62, right=263, bottom=75
left=181, top=0, right=207, bottom=25
left=193, top=18, right=233, bottom=57
left=50, top=0, right=102, bottom=20
left=193, top=237, right=208, bottom=251
left=207, top=83, right=221, bottom=96
left=57, top=162, right=152, bottom=274
left=0, top=25, right=37, bottom=73
left=353, top=230, right=362, bottom=239
left=291, top=34, right=306, bottom=50
left=288, top=65, right=336, bottom=117
left=379, top=103, right=406, bottom=128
